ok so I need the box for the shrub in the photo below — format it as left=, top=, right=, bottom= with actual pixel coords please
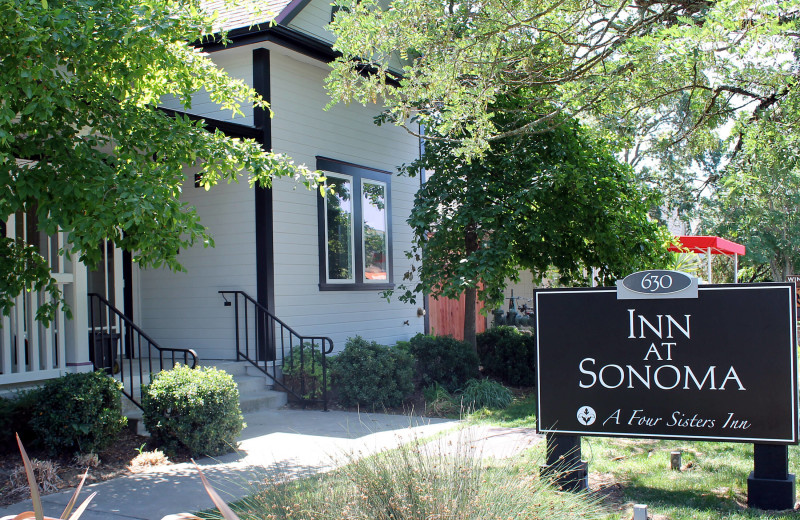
left=0, top=389, right=41, bottom=450
left=476, top=326, right=537, bottom=387
left=142, top=364, right=244, bottom=457
left=459, top=378, right=513, bottom=410
left=331, top=336, right=415, bottom=409
left=399, top=334, right=479, bottom=392
left=282, top=343, right=328, bottom=400
left=27, top=371, right=126, bottom=456
left=422, top=382, right=458, bottom=416
left=0, top=395, right=15, bottom=447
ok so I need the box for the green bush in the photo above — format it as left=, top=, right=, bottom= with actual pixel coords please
left=28, top=371, right=127, bottom=455
left=476, top=326, right=537, bottom=387
left=459, top=378, right=513, bottom=410
left=331, top=336, right=415, bottom=409
left=422, top=382, right=458, bottom=416
left=399, top=334, right=479, bottom=392
left=142, top=364, right=244, bottom=457
left=0, top=395, right=15, bottom=449
left=1, top=389, right=41, bottom=449
left=282, top=343, right=328, bottom=400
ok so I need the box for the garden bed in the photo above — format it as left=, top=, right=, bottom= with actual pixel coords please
left=0, top=428, right=192, bottom=508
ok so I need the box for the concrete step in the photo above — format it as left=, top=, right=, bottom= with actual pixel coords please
left=199, top=359, right=250, bottom=376
left=238, top=389, right=288, bottom=413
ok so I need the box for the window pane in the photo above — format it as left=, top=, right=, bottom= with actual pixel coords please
left=326, top=177, right=353, bottom=281
left=362, top=181, right=387, bottom=281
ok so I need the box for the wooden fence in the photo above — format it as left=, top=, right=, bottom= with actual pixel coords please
left=427, top=293, right=486, bottom=340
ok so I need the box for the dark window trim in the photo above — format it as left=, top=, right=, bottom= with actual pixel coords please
left=316, top=156, right=394, bottom=292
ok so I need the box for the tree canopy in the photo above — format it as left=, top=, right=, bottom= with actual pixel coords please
left=0, top=0, right=320, bottom=321
left=393, top=108, right=672, bottom=344
left=701, top=115, right=800, bottom=282
left=326, top=0, right=800, bottom=167
left=326, top=0, right=800, bottom=292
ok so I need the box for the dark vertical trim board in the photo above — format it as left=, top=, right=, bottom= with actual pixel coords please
left=253, top=48, right=276, bottom=360
left=253, top=48, right=274, bottom=312
left=122, top=249, right=134, bottom=358
left=122, top=250, right=133, bottom=321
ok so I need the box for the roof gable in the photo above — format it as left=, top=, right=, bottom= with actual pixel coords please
left=201, top=0, right=290, bottom=32
left=201, top=0, right=314, bottom=33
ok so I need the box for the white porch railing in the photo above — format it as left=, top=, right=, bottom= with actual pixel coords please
left=0, top=213, right=71, bottom=384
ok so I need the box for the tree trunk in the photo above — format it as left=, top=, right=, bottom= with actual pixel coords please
left=771, top=254, right=795, bottom=282
left=464, top=285, right=477, bottom=354
left=463, top=223, right=479, bottom=355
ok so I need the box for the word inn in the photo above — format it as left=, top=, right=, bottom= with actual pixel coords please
left=627, top=309, right=691, bottom=340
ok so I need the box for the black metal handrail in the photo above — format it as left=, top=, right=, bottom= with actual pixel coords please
left=219, top=290, right=334, bottom=410
left=88, top=293, right=198, bottom=409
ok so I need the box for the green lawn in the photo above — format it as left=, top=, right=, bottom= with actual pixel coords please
left=466, top=394, right=800, bottom=520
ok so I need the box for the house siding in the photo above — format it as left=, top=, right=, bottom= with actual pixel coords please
left=139, top=172, right=257, bottom=360
left=269, top=50, right=424, bottom=349
left=158, top=49, right=255, bottom=127
left=285, top=0, right=336, bottom=43
left=140, top=42, right=424, bottom=360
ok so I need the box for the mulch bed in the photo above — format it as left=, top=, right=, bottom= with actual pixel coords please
left=0, top=428, right=192, bottom=508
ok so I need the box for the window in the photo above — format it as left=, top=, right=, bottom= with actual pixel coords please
left=317, top=157, right=393, bottom=290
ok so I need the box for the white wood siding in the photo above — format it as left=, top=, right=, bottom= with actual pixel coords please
left=285, top=0, right=336, bottom=43
left=287, top=0, right=405, bottom=73
left=138, top=173, right=257, bottom=360
left=144, top=49, right=257, bottom=360
left=270, top=50, right=424, bottom=350
left=142, top=42, right=423, bottom=360
left=159, top=50, right=255, bottom=126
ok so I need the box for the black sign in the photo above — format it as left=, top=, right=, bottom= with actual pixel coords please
left=535, top=283, right=798, bottom=444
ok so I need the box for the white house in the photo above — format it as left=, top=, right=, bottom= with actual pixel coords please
left=0, top=0, right=425, bottom=405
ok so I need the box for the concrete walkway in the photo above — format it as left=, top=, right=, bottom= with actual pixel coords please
left=1, top=409, right=457, bottom=520
left=0, top=410, right=543, bottom=520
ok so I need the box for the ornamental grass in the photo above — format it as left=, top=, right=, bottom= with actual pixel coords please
left=205, top=431, right=605, bottom=520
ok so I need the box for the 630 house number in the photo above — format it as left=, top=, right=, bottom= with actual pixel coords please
left=621, top=270, right=693, bottom=296
left=640, top=274, right=673, bottom=292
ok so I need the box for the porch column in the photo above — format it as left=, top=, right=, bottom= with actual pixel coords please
left=66, top=257, right=92, bottom=373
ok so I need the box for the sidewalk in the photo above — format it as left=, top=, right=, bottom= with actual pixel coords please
left=0, top=409, right=544, bottom=520
left=0, top=409, right=457, bottom=520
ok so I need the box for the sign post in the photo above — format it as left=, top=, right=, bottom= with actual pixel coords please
left=540, top=433, right=587, bottom=491
left=749, top=444, right=794, bottom=510
left=534, top=272, right=798, bottom=508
